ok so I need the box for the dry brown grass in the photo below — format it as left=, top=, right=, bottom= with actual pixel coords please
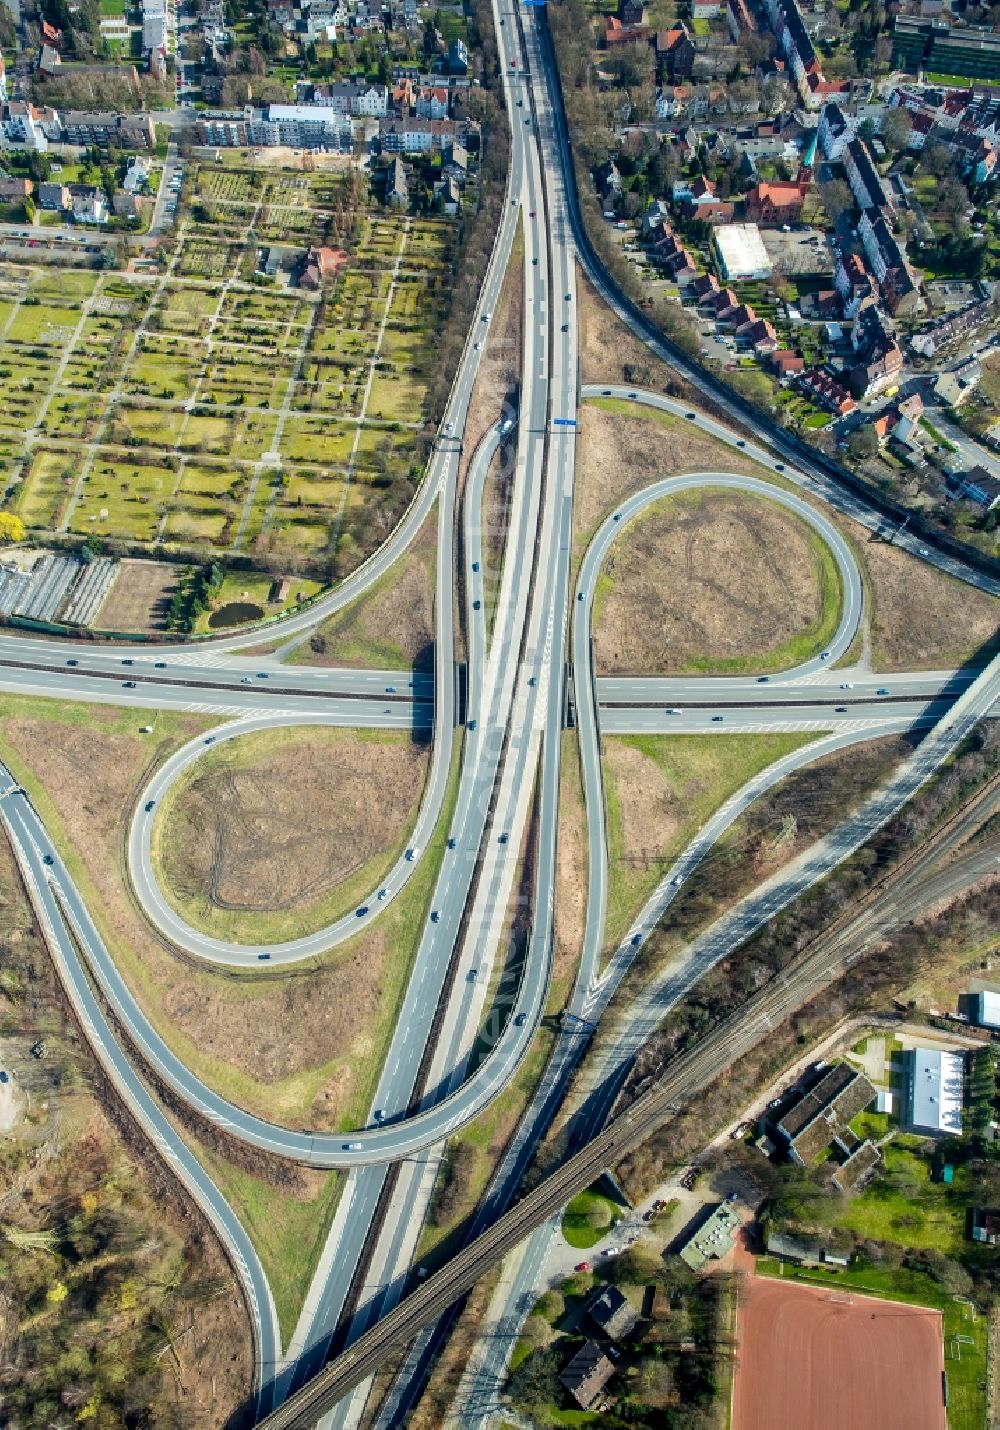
left=593, top=490, right=826, bottom=675
left=0, top=698, right=424, bottom=1132
left=291, top=509, right=436, bottom=670
left=573, top=400, right=771, bottom=552
left=860, top=532, right=1000, bottom=670
left=94, top=558, right=181, bottom=633
left=553, top=730, right=587, bottom=1011
left=577, top=265, right=696, bottom=398
left=156, top=725, right=428, bottom=942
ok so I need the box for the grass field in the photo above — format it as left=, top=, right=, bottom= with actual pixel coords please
left=561, top=1187, right=620, bottom=1249
left=602, top=732, right=817, bottom=952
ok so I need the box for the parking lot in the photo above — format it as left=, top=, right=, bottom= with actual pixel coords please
left=760, top=227, right=834, bottom=276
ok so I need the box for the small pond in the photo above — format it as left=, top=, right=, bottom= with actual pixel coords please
left=207, top=601, right=264, bottom=630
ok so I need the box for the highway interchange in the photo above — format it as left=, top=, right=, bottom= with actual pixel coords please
left=0, top=0, right=998, bottom=1424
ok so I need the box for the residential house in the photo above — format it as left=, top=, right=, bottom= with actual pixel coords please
left=123, top=157, right=152, bottom=194
left=971, top=1208, right=1000, bottom=1244
left=769, top=348, right=805, bottom=377
left=586, top=1284, right=639, bottom=1341
left=692, top=0, right=722, bottom=17
left=727, top=0, right=756, bottom=40
left=602, top=15, right=650, bottom=45
left=618, top=0, right=645, bottom=22
left=385, top=154, right=409, bottom=207
left=657, top=25, right=694, bottom=80
left=447, top=38, right=468, bottom=74
left=443, top=140, right=468, bottom=181
left=745, top=180, right=806, bottom=224
left=112, top=191, right=142, bottom=219
left=560, top=1341, right=616, bottom=1411
left=435, top=172, right=461, bottom=214
left=71, top=187, right=108, bottom=224
left=37, top=180, right=70, bottom=209
left=0, top=175, right=31, bottom=201
left=642, top=198, right=672, bottom=236
left=799, top=366, right=857, bottom=416
left=835, top=252, right=874, bottom=318
left=414, top=85, right=449, bottom=119
left=844, top=136, right=894, bottom=215
left=948, top=466, right=1000, bottom=510
left=934, top=358, right=981, bottom=407
left=818, top=100, right=853, bottom=160
left=848, top=340, right=903, bottom=399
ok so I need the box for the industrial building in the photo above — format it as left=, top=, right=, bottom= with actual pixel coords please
left=904, top=1047, right=965, bottom=1137
left=974, top=990, right=1000, bottom=1030
left=713, top=222, right=772, bottom=281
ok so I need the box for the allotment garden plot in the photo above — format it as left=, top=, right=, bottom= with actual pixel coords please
left=0, top=169, right=454, bottom=571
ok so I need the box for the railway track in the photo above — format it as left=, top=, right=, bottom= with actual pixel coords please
left=257, top=768, right=1000, bottom=1429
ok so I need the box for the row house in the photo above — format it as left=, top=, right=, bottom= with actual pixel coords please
left=843, top=136, right=894, bottom=215
left=834, top=251, right=874, bottom=318
left=910, top=290, right=997, bottom=358
left=691, top=272, right=721, bottom=302
left=741, top=316, right=779, bottom=354
left=799, top=367, right=856, bottom=415
left=817, top=101, right=853, bottom=161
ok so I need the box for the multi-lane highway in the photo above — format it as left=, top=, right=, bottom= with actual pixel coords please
left=1, top=0, right=999, bottom=1425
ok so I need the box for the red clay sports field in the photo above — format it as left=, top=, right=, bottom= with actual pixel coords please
left=731, top=1274, right=947, bottom=1430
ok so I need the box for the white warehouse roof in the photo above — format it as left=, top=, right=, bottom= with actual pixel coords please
left=713, top=222, right=772, bottom=281
left=907, top=1047, right=964, bottom=1137
left=977, top=990, right=1000, bottom=1029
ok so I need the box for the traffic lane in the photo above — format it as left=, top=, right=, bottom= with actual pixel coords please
left=0, top=667, right=429, bottom=724
left=598, top=698, right=953, bottom=733
left=596, top=670, right=972, bottom=704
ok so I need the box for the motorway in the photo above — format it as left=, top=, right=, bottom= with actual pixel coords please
left=0, top=2, right=998, bottom=1426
